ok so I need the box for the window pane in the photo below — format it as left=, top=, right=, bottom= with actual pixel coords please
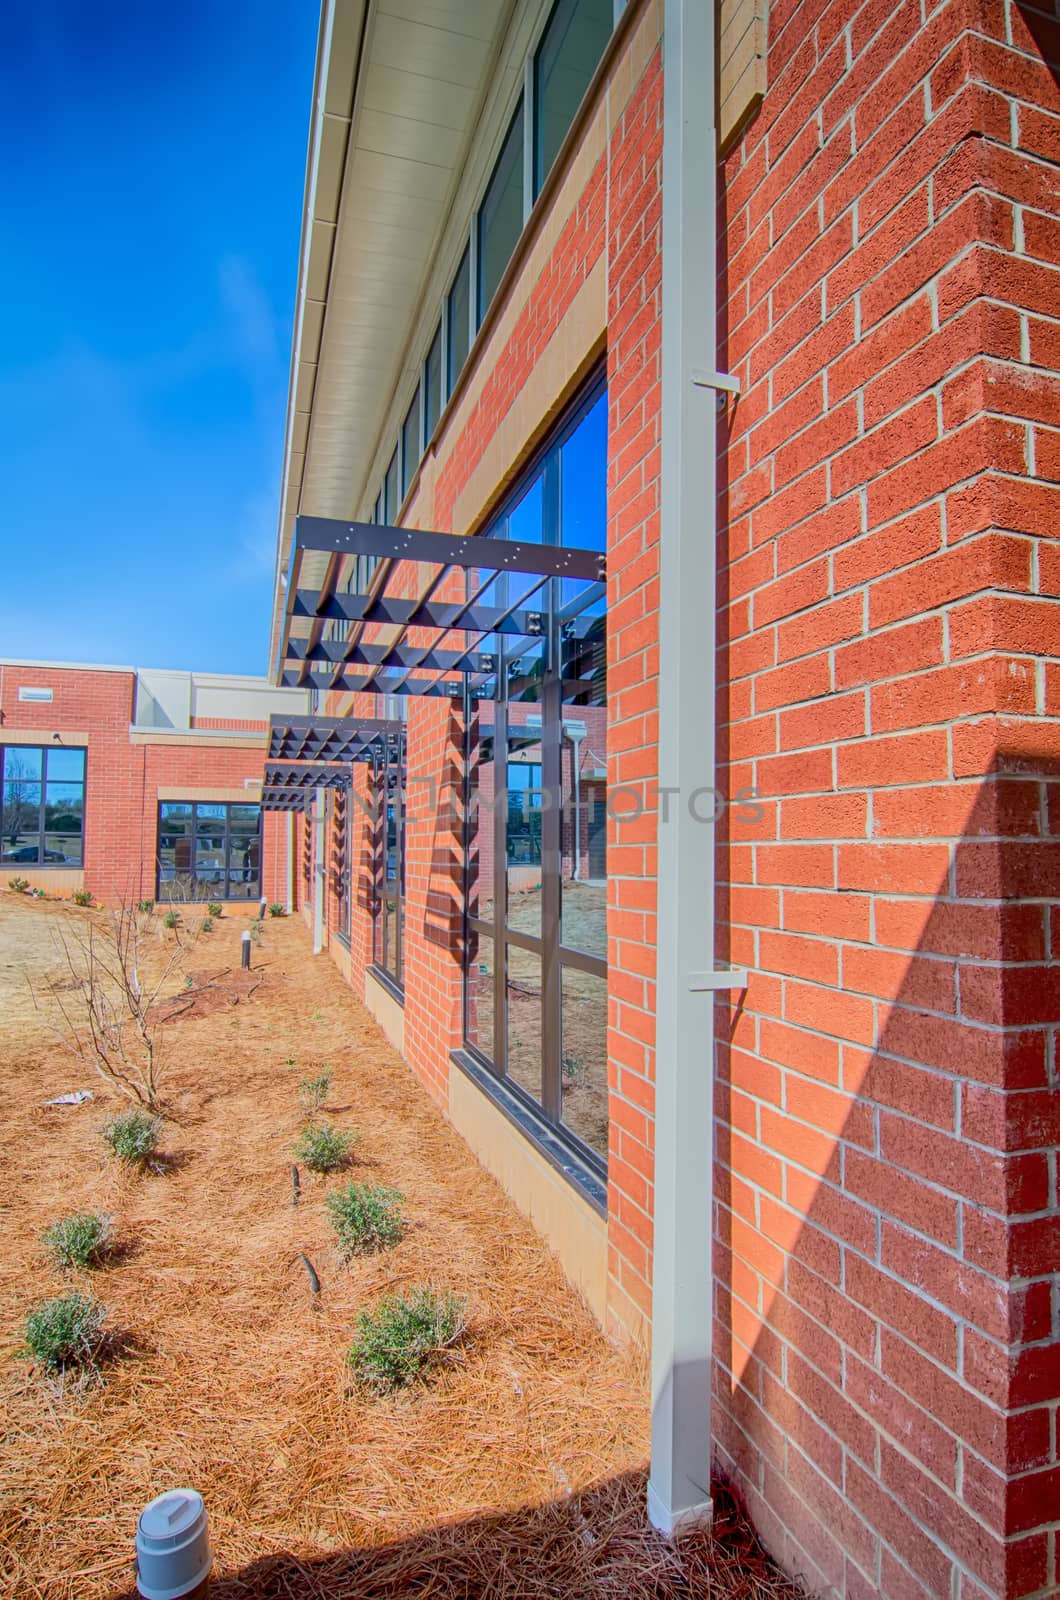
left=44, top=783, right=84, bottom=828
left=195, top=804, right=226, bottom=830
left=561, top=965, right=609, bottom=1159
left=560, top=700, right=611, bottom=947
left=46, top=747, right=86, bottom=782
left=160, top=802, right=192, bottom=827
left=227, top=832, right=260, bottom=899
left=3, top=747, right=43, bottom=782
left=385, top=447, right=400, bottom=522
left=447, top=247, right=470, bottom=391
left=466, top=706, right=497, bottom=923
left=478, top=99, right=524, bottom=319
left=2, top=831, right=41, bottom=864
left=466, top=929, right=495, bottom=1060
left=425, top=321, right=442, bottom=440
left=561, top=389, right=607, bottom=551
left=508, top=475, right=543, bottom=544
left=506, top=729, right=543, bottom=938
left=2, top=780, right=41, bottom=862
left=229, top=804, right=261, bottom=830
left=402, top=387, right=421, bottom=498
left=506, top=944, right=542, bottom=1103
left=534, top=0, right=612, bottom=193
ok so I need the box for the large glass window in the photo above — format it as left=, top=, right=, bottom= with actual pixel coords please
left=477, top=100, right=525, bottom=320
left=157, top=801, right=261, bottom=902
left=446, top=247, right=471, bottom=394
left=533, top=0, right=612, bottom=194
left=1, top=744, right=85, bottom=866
left=401, top=385, right=421, bottom=500
left=462, top=374, right=609, bottom=1169
left=425, top=321, right=442, bottom=443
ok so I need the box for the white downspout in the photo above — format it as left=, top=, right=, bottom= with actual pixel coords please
left=648, top=0, right=747, bottom=1536
left=285, top=810, right=295, bottom=915
left=312, top=787, right=326, bottom=954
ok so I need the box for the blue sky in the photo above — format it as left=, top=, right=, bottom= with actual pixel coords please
left=0, top=1, right=315, bottom=675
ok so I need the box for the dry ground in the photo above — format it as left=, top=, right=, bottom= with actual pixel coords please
left=0, top=891, right=799, bottom=1599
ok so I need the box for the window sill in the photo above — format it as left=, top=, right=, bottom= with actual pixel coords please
left=368, top=964, right=405, bottom=1006
left=451, top=1049, right=607, bottom=1217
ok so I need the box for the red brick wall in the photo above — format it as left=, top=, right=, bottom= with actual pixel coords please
left=712, top=1, right=1060, bottom=1594
left=0, top=665, right=280, bottom=907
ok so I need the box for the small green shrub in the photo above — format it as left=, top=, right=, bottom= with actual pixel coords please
left=348, top=1287, right=466, bottom=1394
left=8, top=876, right=29, bottom=893
left=135, top=899, right=154, bottom=914
left=162, top=909, right=181, bottom=930
left=43, top=1211, right=113, bottom=1269
left=207, top=902, right=223, bottom=918
left=298, top=1068, right=332, bottom=1119
left=248, top=923, right=264, bottom=945
left=268, top=902, right=287, bottom=918
left=328, top=1182, right=405, bottom=1258
left=200, top=916, right=213, bottom=933
left=72, top=889, right=94, bottom=907
left=293, top=1120, right=357, bottom=1173
left=101, top=1109, right=160, bottom=1166
left=23, top=1292, right=108, bottom=1373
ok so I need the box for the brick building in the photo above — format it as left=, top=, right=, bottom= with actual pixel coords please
left=0, top=660, right=307, bottom=907
left=266, top=0, right=1060, bottom=1595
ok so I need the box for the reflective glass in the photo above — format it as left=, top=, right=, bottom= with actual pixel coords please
left=561, top=965, right=609, bottom=1159
left=466, top=707, right=496, bottom=923
left=534, top=0, right=612, bottom=193
left=46, top=747, right=86, bottom=782
left=385, top=447, right=400, bottom=522
left=425, top=321, right=442, bottom=439
left=560, top=698, right=607, bottom=954
left=401, top=385, right=421, bottom=498
left=478, top=100, right=524, bottom=318
left=466, top=930, right=495, bottom=1060
left=447, top=247, right=471, bottom=391
left=506, top=730, right=543, bottom=938
left=5, top=747, right=43, bottom=782
left=506, top=944, right=542, bottom=1102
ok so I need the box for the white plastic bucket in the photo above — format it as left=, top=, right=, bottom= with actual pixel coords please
left=135, top=1488, right=212, bottom=1600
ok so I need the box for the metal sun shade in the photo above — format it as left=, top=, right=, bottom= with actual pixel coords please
left=275, top=515, right=607, bottom=700
left=267, top=713, right=405, bottom=763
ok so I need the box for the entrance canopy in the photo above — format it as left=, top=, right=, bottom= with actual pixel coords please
left=274, top=515, right=606, bottom=701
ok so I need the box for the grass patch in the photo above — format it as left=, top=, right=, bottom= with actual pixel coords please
left=22, top=1292, right=108, bottom=1374
left=293, top=1120, right=357, bottom=1173
left=135, top=899, right=154, bottom=914
left=348, top=1287, right=466, bottom=1394
left=101, top=1108, right=160, bottom=1167
left=298, top=1068, right=332, bottom=1119
left=328, top=1182, right=405, bottom=1258
left=43, top=1211, right=113, bottom=1269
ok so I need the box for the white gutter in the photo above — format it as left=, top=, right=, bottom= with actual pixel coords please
left=648, top=0, right=747, bottom=1536
left=286, top=811, right=295, bottom=915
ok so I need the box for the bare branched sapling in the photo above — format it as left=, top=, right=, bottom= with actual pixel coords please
left=36, top=900, right=201, bottom=1112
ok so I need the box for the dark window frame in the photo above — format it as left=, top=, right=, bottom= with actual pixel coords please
left=156, top=800, right=263, bottom=904
left=461, top=369, right=608, bottom=1178
left=0, top=743, right=87, bottom=868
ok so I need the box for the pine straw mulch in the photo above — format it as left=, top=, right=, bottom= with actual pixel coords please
left=0, top=893, right=801, bottom=1600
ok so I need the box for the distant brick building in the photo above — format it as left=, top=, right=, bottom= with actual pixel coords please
left=0, top=660, right=307, bottom=907
left=276, top=0, right=1059, bottom=1594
